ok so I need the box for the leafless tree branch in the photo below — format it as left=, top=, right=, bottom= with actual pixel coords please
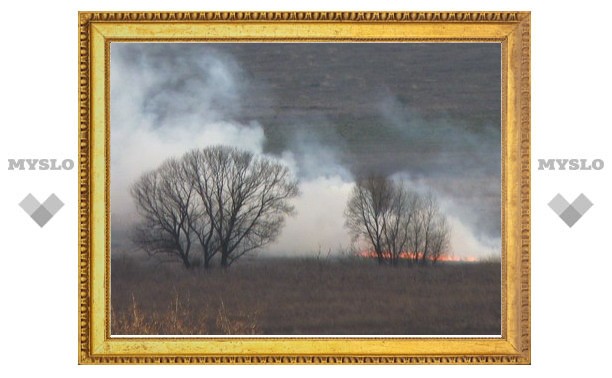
left=345, top=175, right=451, bottom=266
left=130, top=145, right=299, bottom=269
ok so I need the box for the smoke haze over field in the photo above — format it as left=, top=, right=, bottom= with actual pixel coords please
left=111, top=43, right=501, bottom=259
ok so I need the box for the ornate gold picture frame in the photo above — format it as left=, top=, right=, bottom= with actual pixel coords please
left=78, top=11, right=530, bottom=364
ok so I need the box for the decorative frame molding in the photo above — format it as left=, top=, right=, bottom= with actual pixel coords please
left=78, top=11, right=530, bottom=364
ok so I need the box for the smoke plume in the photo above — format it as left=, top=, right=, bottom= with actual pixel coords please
left=111, top=42, right=502, bottom=259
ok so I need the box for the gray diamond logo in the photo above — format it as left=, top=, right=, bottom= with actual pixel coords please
left=19, top=193, right=64, bottom=227
left=548, top=193, right=592, bottom=227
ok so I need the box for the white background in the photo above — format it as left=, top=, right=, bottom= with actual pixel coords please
left=1, top=0, right=610, bottom=376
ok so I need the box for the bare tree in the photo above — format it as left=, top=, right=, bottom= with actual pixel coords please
left=186, top=146, right=299, bottom=267
left=130, top=145, right=299, bottom=269
left=404, top=191, right=452, bottom=265
left=345, top=175, right=451, bottom=265
left=130, top=158, right=199, bottom=268
left=344, top=175, right=394, bottom=264
left=404, top=194, right=423, bottom=264
left=182, top=150, right=218, bottom=268
left=382, top=183, right=418, bottom=265
left=429, top=215, right=451, bottom=264
left=413, top=192, right=438, bottom=265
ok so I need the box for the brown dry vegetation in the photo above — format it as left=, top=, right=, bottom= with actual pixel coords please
left=111, top=256, right=500, bottom=335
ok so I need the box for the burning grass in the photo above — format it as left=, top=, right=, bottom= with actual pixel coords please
left=111, top=255, right=501, bottom=336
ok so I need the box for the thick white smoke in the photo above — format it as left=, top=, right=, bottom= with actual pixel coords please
left=111, top=44, right=355, bottom=255
left=267, top=175, right=353, bottom=256
left=111, top=43, right=501, bottom=260
left=110, top=44, right=266, bottom=238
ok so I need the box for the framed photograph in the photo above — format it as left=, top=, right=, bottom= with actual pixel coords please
left=79, top=11, right=530, bottom=364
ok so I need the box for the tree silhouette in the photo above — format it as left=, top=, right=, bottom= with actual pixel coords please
left=345, top=175, right=451, bottom=265
left=131, top=145, right=299, bottom=268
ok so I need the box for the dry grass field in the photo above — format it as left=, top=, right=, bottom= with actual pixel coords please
left=111, top=256, right=501, bottom=336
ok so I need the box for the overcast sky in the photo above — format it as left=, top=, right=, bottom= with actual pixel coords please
left=110, top=42, right=501, bottom=259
